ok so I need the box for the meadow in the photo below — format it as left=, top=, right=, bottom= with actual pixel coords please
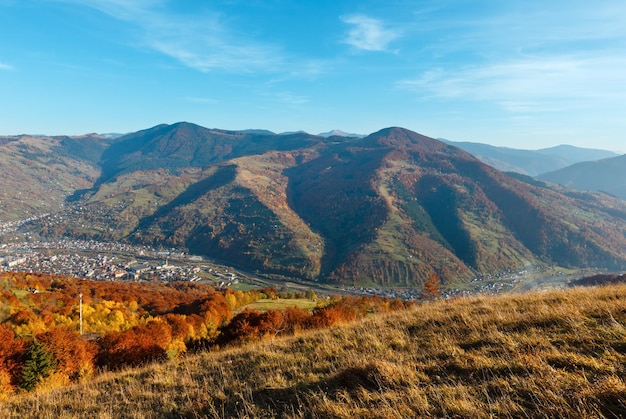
left=2, top=282, right=625, bottom=417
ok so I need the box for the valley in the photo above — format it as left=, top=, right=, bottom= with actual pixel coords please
left=0, top=213, right=601, bottom=301
left=1, top=123, right=625, bottom=418
left=5, top=2, right=626, bottom=416
left=2, top=123, right=626, bottom=292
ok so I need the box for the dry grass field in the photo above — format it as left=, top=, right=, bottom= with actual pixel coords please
left=2, top=284, right=626, bottom=418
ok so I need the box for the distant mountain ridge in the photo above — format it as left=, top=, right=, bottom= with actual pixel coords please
left=98, top=122, right=342, bottom=183
left=14, top=122, right=626, bottom=288
left=0, top=133, right=114, bottom=220
left=442, top=139, right=619, bottom=176
left=3, top=123, right=626, bottom=288
left=539, top=154, right=626, bottom=200
left=317, top=129, right=365, bottom=138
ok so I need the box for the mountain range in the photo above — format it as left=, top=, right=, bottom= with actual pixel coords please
left=539, top=154, right=626, bottom=200
left=0, top=133, right=116, bottom=220
left=3, top=122, right=626, bottom=288
left=442, top=140, right=619, bottom=176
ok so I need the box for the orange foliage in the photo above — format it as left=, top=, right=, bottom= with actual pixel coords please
left=308, top=303, right=356, bottom=328
left=9, top=309, right=36, bottom=326
left=0, top=324, right=26, bottom=388
left=219, top=310, right=263, bottom=344
left=197, top=293, right=231, bottom=325
left=218, top=309, right=292, bottom=343
left=420, top=272, right=441, bottom=300
left=36, top=328, right=97, bottom=380
left=1, top=291, right=19, bottom=307
left=0, top=272, right=414, bottom=387
left=257, top=310, right=287, bottom=337
left=97, top=321, right=173, bottom=369
left=217, top=295, right=413, bottom=346
left=282, top=306, right=310, bottom=334
left=162, top=313, right=190, bottom=341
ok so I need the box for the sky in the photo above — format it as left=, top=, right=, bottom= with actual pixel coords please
left=1, top=0, right=626, bottom=152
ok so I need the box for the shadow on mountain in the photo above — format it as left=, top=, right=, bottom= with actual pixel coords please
left=285, top=143, right=388, bottom=278
left=136, top=165, right=237, bottom=230
left=66, top=188, right=95, bottom=203
left=416, top=175, right=478, bottom=269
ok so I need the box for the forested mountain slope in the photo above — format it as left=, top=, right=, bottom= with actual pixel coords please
left=34, top=124, right=626, bottom=287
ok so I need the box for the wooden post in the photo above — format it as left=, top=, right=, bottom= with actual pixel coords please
left=79, top=293, right=83, bottom=335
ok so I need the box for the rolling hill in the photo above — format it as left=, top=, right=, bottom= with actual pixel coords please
left=0, top=134, right=113, bottom=221
left=30, top=123, right=626, bottom=288
left=539, top=154, right=626, bottom=200
left=98, top=122, right=334, bottom=183
left=443, top=140, right=618, bottom=176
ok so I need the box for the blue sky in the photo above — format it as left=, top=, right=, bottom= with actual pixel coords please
left=1, top=0, right=626, bottom=152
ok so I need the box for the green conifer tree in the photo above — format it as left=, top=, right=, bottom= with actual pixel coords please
left=20, top=340, right=56, bottom=391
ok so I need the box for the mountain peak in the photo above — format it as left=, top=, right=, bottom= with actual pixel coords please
left=362, top=127, right=455, bottom=153
left=5, top=122, right=626, bottom=289
left=317, top=129, right=364, bottom=138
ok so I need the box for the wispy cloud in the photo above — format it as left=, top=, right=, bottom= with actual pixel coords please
left=59, top=0, right=283, bottom=73
left=67, top=0, right=164, bottom=20
left=341, top=14, right=400, bottom=52
left=0, top=62, right=14, bottom=71
left=403, top=1, right=626, bottom=56
left=397, top=1, right=626, bottom=114
left=397, top=54, right=626, bottom=113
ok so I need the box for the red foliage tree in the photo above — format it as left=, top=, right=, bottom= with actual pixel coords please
left=163, top=313, right=190, bottom=341
left=308, top=302, right=357, bottom=328
left=282, top=306, right=310, bottom=334
left=257, top=310, right=286, bottom=338
left=97, top=321, right=173, bottom=369
left=0, top=324, right=26, bottom=388
left=218, top=310, right=263, bottom=344
left=9, top=309, right=36, bottom=326
left=36, top=327, right=97, bottom=380
left=1, top=290, right=19, bottom=307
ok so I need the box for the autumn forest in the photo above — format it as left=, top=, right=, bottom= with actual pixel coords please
left=0, top=272, right=412, bottom=398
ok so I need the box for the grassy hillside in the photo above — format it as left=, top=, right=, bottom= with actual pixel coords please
left=0, top=135, right=103, bottom=221
left=3, top=284, right=626, bottom=418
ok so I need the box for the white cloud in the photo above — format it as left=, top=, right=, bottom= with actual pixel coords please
left=341, top=14, right=400, bottom=52
left=146, top=22, right=281, bottom=73
left=396, top=1, right=626, bottom=115
left=65, top=0, right=164, bottom=20
left=57, top=0, right=284, bottom=73
left=0, top=62, right=14, bottom=70
left=398, top=53, right=626, bottom=113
